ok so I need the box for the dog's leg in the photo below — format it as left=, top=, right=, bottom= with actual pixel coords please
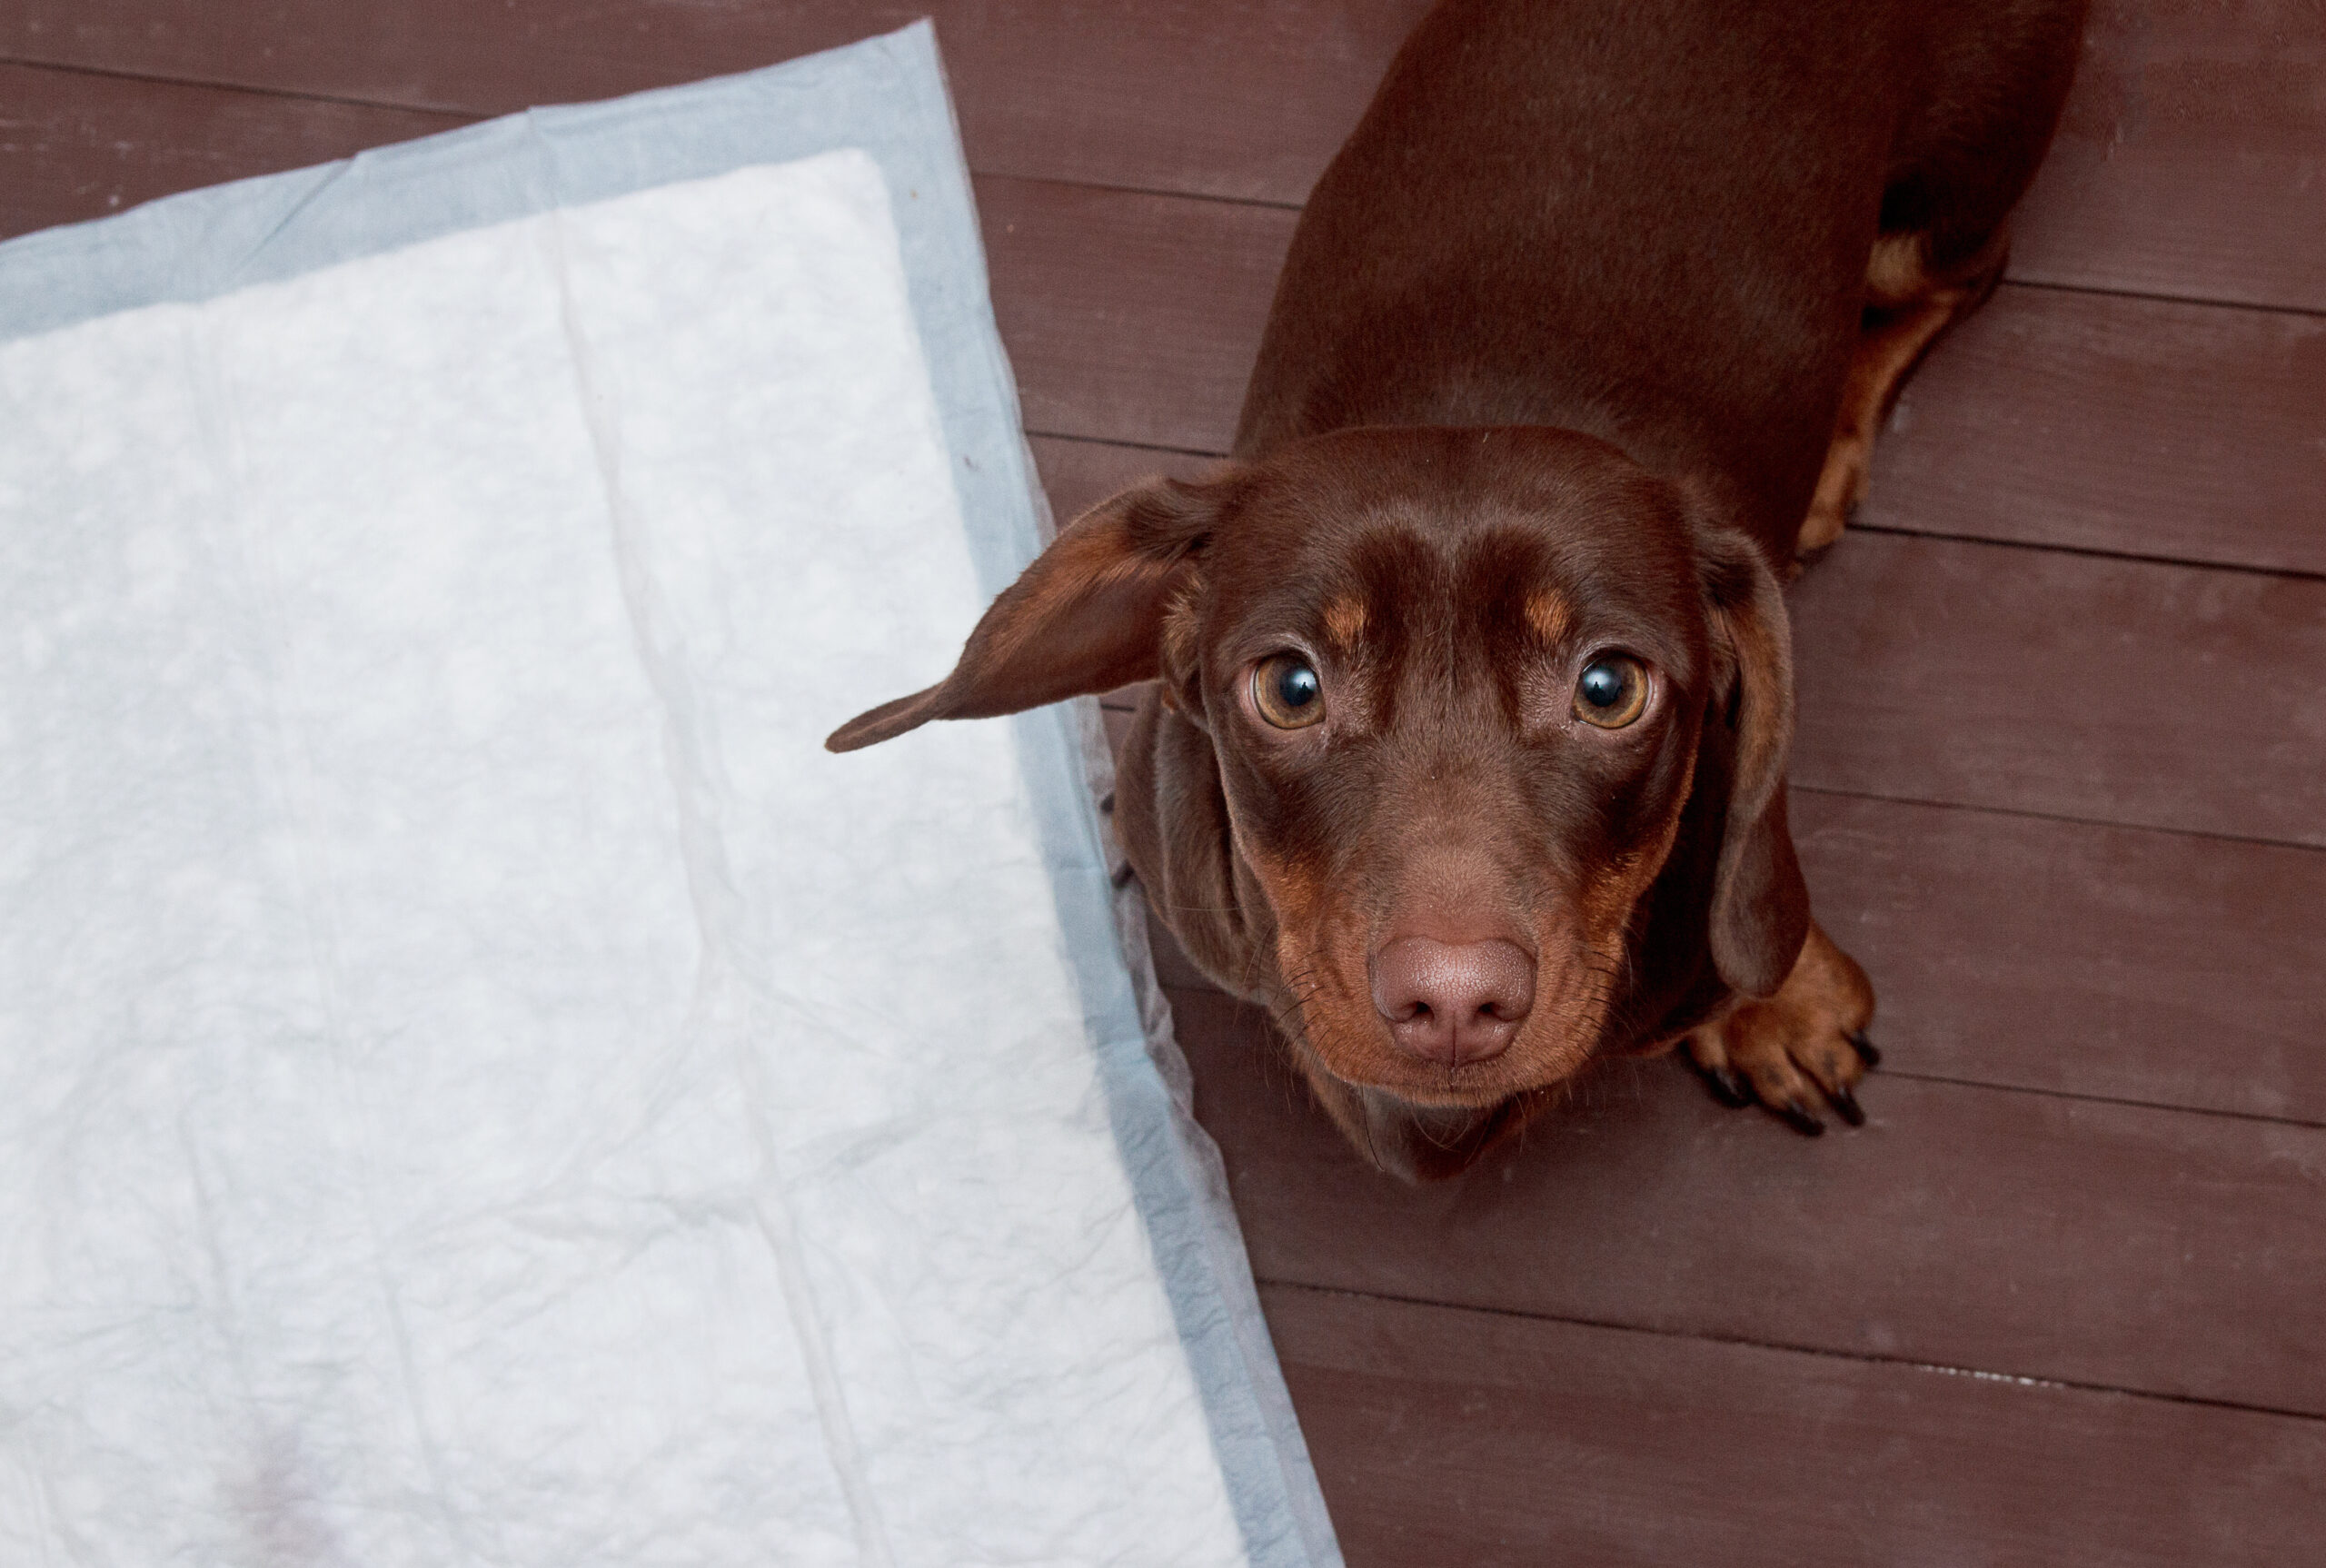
left=1796, top=228, right=2011, bottom=557
left=1682, top=919, right=1877, bottom=1135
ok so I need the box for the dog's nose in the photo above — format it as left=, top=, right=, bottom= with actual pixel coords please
left=1369, top=937, right=1535, bottom=1065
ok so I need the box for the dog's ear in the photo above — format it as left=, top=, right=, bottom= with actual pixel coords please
left=825, top=473, right=1231, bottom=753
left=1695, top=529, right=1810, bottom=997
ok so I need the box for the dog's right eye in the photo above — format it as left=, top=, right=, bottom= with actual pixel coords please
left=1252, top=654, right=1326, bottom=729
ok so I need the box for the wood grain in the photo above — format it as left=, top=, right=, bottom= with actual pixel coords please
left=2010, top=0, right=2326, bottom=313
left=1792, top=789, right=2326, bottom=1123
left=1173, top=986, right=2326, bottom=1415
left=0, top=61, right=463, bottom=242
left=1787, top=531, right=2326, bottom=848
left=1027, top=432, right=1220, bottom=521
left=1267, top=1284, right=2326, bottom=1568
left=982, top=175, right=1287, bottom=455
left=1864, top=285, right=2326, bottom=576
left=0, top=1, right=1419, bottom=203
left=5, top=1, right=2320, bottom=311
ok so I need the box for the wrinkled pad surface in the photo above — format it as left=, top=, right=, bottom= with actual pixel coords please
left=0, top=30, right=1337, bottom=1568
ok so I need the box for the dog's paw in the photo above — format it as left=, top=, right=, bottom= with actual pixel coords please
left=1684, top=921, right=1876, bottom=1135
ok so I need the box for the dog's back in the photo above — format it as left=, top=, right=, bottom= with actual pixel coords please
left=1236, top=0, right=2086, bottom=560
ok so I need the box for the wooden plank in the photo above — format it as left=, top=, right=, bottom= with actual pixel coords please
left=1865, top=285, right=2326, bottom=577
left=1027, top=432, right=1218, bottom=527
left=1793, top=789, right=2326, bottom=1124
left=0, top=62, right=465, bottom=243
left=5, top=3, right=2320, bottom=311
left=1171, top=986, right=2326, bottom=1414
left=1787, top=531, right=2326, bottom=848
left=2010, top=0, right=2326, bottom=313
left=1266, top=1284, right=2326, bottom=1567
left=983, top=176, right=1287, bottom=456
left=0, top=1, right=1420, bottom=205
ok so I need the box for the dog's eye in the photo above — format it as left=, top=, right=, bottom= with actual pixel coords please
left=1573, top=655, right=1649, bottom=729
left=1252, top=653, right=1326, bottom=729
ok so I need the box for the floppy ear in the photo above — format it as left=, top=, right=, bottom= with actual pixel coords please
left=825, top=473, right=1229, bottom=752
left=1696, top=531, right=1810, bottom=997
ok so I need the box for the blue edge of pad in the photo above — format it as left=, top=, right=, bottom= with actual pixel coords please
left=0, top=23, right=1343, bottom=1568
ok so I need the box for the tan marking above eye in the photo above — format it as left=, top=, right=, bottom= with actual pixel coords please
left=1525, top=590, right=1573, bottom=647
left=1573, top=654, right=1650, bottom=729
left=1252, top=652, right=1327, bottom=729
left=1323, top=596, right=1368, bottom=648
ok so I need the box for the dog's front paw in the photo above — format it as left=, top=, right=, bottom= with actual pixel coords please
left=1684, top=921, right=1876, bottom=1135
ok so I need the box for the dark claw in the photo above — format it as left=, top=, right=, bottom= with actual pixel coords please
left=1847, top=1030, right=1882, bottom=1067
left=1697, top=1064, right=1752, bottom=1108
left=1097, top=790, right=1116, bottom=814
left=1776, top=1100, right=1826, bottom=1137
left=1109, top=861, right=1137, bottom=889
left=1828, top=1085, right=1866, bottom=1127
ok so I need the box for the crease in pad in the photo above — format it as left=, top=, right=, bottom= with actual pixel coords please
left=179, top=276, right=488, bottom=1563
left=533, top=174, right=900, bottom=1567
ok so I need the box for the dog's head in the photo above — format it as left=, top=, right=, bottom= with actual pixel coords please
left=830, top=426, right=1804, bottom=1176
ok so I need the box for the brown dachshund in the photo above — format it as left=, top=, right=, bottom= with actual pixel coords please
left=831, top=0, right=2085, bottom=1179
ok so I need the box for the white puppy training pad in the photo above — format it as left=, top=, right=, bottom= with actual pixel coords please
left=0, top=27, right=1337, bottom=1568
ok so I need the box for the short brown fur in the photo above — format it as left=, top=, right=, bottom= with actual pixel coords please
left=832, top=0, right=2083, bottom=1177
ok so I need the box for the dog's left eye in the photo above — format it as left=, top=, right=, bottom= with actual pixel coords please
left=1252, top=654, right=1326, bottom=729
left=1573, top=655, right=1650, bottom=729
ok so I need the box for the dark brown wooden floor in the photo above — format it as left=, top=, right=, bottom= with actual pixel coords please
left=4, top=4, right=2319, bottom=1562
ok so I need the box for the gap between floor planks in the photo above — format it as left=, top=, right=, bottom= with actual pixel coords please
left=1274, top=1278, right=2326, bottom=1427
left=1260, top=1280, right=2326, bottom=1568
